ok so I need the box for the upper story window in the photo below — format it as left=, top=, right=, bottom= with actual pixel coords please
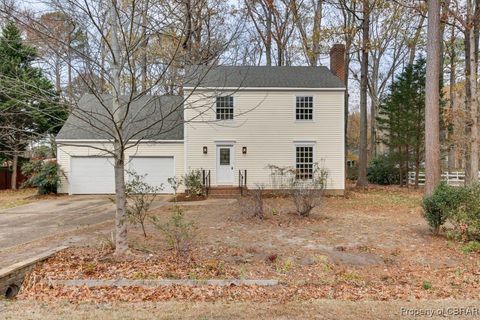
left=296, top=96, right=313, bottom=120
left=216, top=96, right=234, bottom=120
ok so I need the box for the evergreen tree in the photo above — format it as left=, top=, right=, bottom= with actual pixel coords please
left=0, top=22, right=67, bottom=188
left=377, top=58, right=426, bottom=187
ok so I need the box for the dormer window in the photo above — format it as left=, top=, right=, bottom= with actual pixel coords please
left=296, top=96, right=313, bottom=120
left=216, top=96, right=234, bottom=120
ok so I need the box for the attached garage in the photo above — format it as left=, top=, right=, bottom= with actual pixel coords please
left=56, top=94, right=185, bottom=194
left=70, top=157, right=115, bottom=194
left=128, top=157, right=175, bottom=193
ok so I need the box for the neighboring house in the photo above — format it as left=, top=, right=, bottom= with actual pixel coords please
left=56, top=45, right=346, bottom=195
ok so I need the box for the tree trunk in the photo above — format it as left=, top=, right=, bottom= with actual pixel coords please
left=415, top=157, right=420, bottom=188
left=310, top=0, right=322, bottom=66
left=111, top=0, right=128, bottom=256
left=405, top=144, right=410, bottom=188
left=141, top=0, right=149, bottom=92
left=100, top=39, right=106, bottom=92
left=67, top=32, right=73, bottom=100
left=113, top=146, right=128, bottom=254
left=425, top=0, right=441, bottom=196
left=408, top=15, right=426, bottom=66
left=370, top=91, right=378, bottom=159
left=55, top=59, right=61, bottom=93
left=357, top=0, right=369, bottom=187
left=465, top=29, right=472, bottom=182
left=266, top=9, right=272, bottom=66
left=468, top=1, right=479, bottom=184
left=11, top=153, right=18, bottom=190
left=448, top=25, right=456, bottom=172
left=399, top=146, right=404, bottom=187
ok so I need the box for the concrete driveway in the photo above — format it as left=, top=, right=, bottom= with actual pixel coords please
left=0, top=195, right=170, bottom=269
left=0, top=196, right=117, bottom=250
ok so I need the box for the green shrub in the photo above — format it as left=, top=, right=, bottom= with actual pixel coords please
left=367, top=155, right=399, bottom=185
left=448, top=183, right=480, bottom=241
left=422, top=183, right=461, bottom=235
left=422, top=182, right=480, bottom=241
left=183, top=169, right=204, bottom=197
left=21, top=159, right=61, bottom=194
left=422, top=280, right=432, bottom=290
left=461, top=241, right=480, bottom=254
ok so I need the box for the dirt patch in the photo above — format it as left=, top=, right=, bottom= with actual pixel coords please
left=18, top=186, right=480, bottom=302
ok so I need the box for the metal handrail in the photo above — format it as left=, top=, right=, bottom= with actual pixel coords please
left=239, top=169, right=247, bottom=195
left=202, top=169, right=211, bottom=196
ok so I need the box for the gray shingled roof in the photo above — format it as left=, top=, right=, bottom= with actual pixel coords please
left=56, top=94, right=184, bottom=140
left=184, top=66, right=345, bottom=89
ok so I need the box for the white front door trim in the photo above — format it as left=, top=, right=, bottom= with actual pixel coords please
left=215, top=144, right=235, bottom=185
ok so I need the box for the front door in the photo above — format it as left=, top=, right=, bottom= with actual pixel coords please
left=216, top=145, right=234, bottom=184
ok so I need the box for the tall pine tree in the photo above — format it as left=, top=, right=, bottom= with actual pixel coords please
left=377, top=58, right=426, bottom=187
left=0, top=22, right=67, bottom=188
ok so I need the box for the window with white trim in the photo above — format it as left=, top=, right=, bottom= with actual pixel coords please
left=216, top=96, right=234, bottom=120
left=295, top=145, right=314, bottom=180
left=295, top=96, right=313, bottom=120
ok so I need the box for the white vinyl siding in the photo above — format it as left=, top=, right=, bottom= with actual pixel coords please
left=57, top=142, right=184, bottom=194
left=184, top=90, right=345, bottom=191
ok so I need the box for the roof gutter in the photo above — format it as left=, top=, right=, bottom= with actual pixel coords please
left=56, top=139, right=184, bottom=144
left=183, top=87, right=346, bottom=91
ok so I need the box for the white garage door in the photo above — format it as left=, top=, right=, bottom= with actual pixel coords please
left=129, top=157, right=175, bottom=193
left=70, top=157, right=115, bottom=194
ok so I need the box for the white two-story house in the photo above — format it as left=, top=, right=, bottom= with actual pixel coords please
left=56, top=45, right=346, bottom=195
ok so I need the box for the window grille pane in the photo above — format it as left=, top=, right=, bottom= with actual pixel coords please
left=296, top=146, right=314, bottom=179
left=216, top=96, right=234, bottom=120
left=296, top=96, right=313, bottom=120
left=220, top=148, right=230, bottom=165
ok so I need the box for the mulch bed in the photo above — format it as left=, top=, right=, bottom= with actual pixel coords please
left=170, top=193, right=207, bottom=202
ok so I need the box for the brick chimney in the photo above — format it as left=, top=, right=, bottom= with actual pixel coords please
left=330, top=44, right=346, bottom=84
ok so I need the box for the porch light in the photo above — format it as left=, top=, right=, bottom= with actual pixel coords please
left=242, top=146, right=247, bottom=154
left=203, top=146, right=208, bottom=154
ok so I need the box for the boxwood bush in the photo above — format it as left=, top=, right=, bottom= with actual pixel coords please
left=367, top=155, right=400, bottom=185
left=422, top=183, right=462, bottom=235
left=422, top=182, right=480, bottom=241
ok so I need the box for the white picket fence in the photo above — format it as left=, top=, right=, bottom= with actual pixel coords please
left=408, top=171, right=480, bottom=186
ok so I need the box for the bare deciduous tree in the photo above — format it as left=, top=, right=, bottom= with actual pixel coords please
left=3, top=0, right=241, bottom=256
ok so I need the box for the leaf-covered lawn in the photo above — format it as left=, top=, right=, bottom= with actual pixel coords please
left=20, top=185, right=480, bottom=302
left=0, top=188, right=37, bottom=209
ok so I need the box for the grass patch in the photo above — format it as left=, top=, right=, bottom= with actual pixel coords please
left=422, top=280, right=432, bottom=290
left=461, top=241, right=480, bottom=254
